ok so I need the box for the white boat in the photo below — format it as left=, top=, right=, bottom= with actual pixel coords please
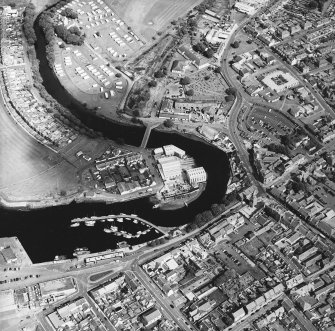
left=70, top=222, right=80, bottom=227
left=115, top=232, right=122, bottom=236
left=126, top=217, right=131, bottom=220
left=100, top=219, right=106, bottom=222
left=136, top=231, right=142, bottom=234
left=104, top=228, right=112, bottom=233
left=120, top=213, right=126, bottom=216
left=110, top=226, right=118, bottom=232
left=133, top=219, right=138, bottom=224
left=116, top=218, right=123, bottom=222
left=135, top=234, right=140, bottom=238
left=124, top=234, right=132, bottom=238
left=131, top=214, right=137, bottom=217
left=155, top=229, right=159, bottom=233
left=107, top=218, right=114, bottom=222
left=85, top=220, right=96, bottom=226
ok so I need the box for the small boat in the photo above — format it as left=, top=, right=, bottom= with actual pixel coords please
left=107, top=218, right=114, bottom=222
left=54, top=255, right=67, bottom=261
left=124, top=234, right=132, bottom=238
left=116, top=218, right=123, bottom=222
left=136, top=231, right=142, bottom=234
left=120, top=230, right=126, bottom=234
left=85, top=220, right=96, bottom=226
left=120, top=213, right=126, bottom=216
left=133, top=219, right=138, bottom=224
left=135, top=234, right=140, bottom=238
left=155, top=229, right=159, bottom=233
left=110, top=226, right=118, bottom=232
left=184, top=202, right=188, bottom=207
left=115, top=232, right=122, bottom=236
left=152, top=204, right=159, bottom=209
left=126, top=217, right=131, bottom=220
left=131, top=214, right=137, bottom=217
left=117, top=241, right=129, bottom=248
left=100, top=219, right=106, bottom=222
left=73, top=247, right=90, bottom=257
left=70, top=222, right=80, bottom=227
left=104, top=228, right=112, bottom=233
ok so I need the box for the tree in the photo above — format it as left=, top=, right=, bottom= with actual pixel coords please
left=163, top=119, right=174, bottom=128
left=115, top=73, right=122, bottom=78
left=180, top=76, right=191, bottom=85
left=226, top=87, right=237, bottom=96
left=204, top=48, right=214, bottom=58
left=231, top=41, right=240, bottom=48
left=148, top=80, right=157, bottom=88
left=225, top=95, right=234, bottom=102
left=61, top=8, right=78, bottom=19
left=185, top=89, right=194, bottom=96
left=307, top=0, right=318, bottom=9
left=214, top=67, right=221, bottom=74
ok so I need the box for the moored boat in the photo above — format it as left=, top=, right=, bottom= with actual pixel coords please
left=133, top=219, right=138, bottom=224
left=104, top=228, right=113, bottom=233
left=70, top=222, right=80, bottom=227
left=85, top=220, right=96, bottom=226
left=116, top=218, right=123, bottom=222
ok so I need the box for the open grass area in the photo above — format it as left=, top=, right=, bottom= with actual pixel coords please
left=0, top=102, right=80, bottom=202
left=106, top=0, right=201, bottom=42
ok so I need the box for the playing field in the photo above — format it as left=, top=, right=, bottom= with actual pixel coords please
left=106, top=0, right=202, bottom=41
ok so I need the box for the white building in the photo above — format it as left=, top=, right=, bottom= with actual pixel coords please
left=163, top=145, right=185, bottom=158
left=234, top=2, right=256, bottom=15
left=158, top=156, right=182, bottom=180
left=186, top=167, right=207, bottom=185
left=261, top=70, right=299, bottom=93
left=143, top=309, right=162, bottom=326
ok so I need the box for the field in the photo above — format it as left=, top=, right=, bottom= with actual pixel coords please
left=0, top=94, right=82, bottom=202
left=106, top=0, right=202, bottom=41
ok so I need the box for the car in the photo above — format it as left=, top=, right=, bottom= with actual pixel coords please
left=83, top=155, right=92, bottom=161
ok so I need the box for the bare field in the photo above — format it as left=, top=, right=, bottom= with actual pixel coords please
left=106, top=0, right=202, bottom=41
left=0, top=103, right=79, bottom=202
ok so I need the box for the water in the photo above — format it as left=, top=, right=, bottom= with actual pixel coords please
left=0, top=20, right=230, bottom=263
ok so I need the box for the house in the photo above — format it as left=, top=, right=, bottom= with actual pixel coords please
left=171, top=60, right=189, bottom=74
left=178, top=46, right=211, bottom=70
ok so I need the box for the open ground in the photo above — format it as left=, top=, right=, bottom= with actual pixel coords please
left=105, top=0, right=202, bottom=41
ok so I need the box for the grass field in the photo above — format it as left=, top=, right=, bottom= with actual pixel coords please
left=0, top=99, right=79, bottom=202
left=106, top=0, right=202, bottom=41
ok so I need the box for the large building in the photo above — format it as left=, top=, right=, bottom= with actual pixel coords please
left=158, top=156, right=182, bottom=180
left=186, top=167, right=207, bottom=185
left=163, top=145, right=185, bottom=158
left=261, top=70, right=299, bottom=93
left=142, top=308, right=162, bottom=326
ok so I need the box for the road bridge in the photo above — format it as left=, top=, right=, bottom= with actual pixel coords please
left=140, top=122, right=161, bottom=148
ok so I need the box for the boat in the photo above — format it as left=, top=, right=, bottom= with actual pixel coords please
left=85, top=220, right=96, bottom=226
left=126, top=217, right=131, bottom=220
left=104, top=228, right=113, bottom=233
left=184, top=202, right=188, bottom=207
left=100, top=219, right=106, bottom=222
left=155, top=229, right=159, bottom=233
left=120, top=213, right=126, bottom=216
left=124, top=234, right=132, bottom=239
left=130, top=214, right=137, bottom=217
left=110, top=226, right=118, bottom=232
left=107, top=218, right=114, bottom=222
left=152, top=204, right=160, bottom=209
left=117, top=241, right=129, bottom=248
left=136, top=231, right=142, bottom=234
left=135, top=234, right=140, bottom=238
left=54, top=255, right=67, bottom=261
left=70, top=222, right=80, bottom=227
left=115, top=232, right=122, bottom=236
left=120, top=230, right=126, bottom=234
left=133, top=219, right=138, bottom=224
left=73, top=247, right=90, bottom=257
left=116, top=218, right=123, bottom=222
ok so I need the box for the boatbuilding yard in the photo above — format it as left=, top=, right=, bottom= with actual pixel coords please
left=154, top=145, right=207, bottom=203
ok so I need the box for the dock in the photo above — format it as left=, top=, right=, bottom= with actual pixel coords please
left=140, top=122, right=161, bottom=148
left=71, top=214, right=167, bottom=235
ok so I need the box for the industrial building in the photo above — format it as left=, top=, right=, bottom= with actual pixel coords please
left=158, top=156, right=182, bottom=180
left=142, top=308, right=162, bottom=326
left=186, top=167, right=207, bottom=185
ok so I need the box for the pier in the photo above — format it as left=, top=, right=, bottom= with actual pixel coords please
left=71, top=214, right=168, bottom=235
left=140, top=122, right=161, bottom=148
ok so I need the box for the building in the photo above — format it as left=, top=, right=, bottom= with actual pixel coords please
left=186, top=167, right=207, bottom=185
left=261, top=70, right=299, bottom=93
left=198, top=125, right=219, bottom=141
left=158, top=156, right=182, bottom=180
left=178, top=46, right=211, bottom=70
left=171, top=60, right=189, bottom=74
left=142, top=308, right=162, bottom=326
left=234, top=2, right=256, bottom=15
left=163, top=145, right=185, bottom=158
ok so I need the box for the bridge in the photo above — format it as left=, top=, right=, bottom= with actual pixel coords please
left=140, top=122, right=161, bottom=148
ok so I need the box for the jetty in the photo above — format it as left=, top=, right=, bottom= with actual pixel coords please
left=140, top=122, right=161, bottom=148
left=71, top=214, right=167, bottom=235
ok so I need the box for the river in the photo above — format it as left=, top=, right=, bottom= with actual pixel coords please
left=0, top=20, right=230, bottom=263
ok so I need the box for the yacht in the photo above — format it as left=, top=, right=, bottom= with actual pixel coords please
left=130, top=214, right=137, bottom=217
left=73, top=247, right=90, bottom=257
left=155, top=229, right=159, bottom=233
left=110, top=226, right=118, bottom=232
left=107, top=218, right=114, bottom=222
left=104, top=228, right=112, bottom=233
left=124, top=233, right=132, bottom=239
left=115, top=232, right=122, bottom=236
left=70, top=222, right=80, bottom=227
left=133, top=219, right=138, bottom=224
left=116, top=218, right=123, bottom=222
left=126, top=217, right=131, bottom=220
left=85, top=220, right=96, bottom=226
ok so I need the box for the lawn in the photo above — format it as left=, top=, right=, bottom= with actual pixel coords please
left=105, top=0, right=202, bottom=41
